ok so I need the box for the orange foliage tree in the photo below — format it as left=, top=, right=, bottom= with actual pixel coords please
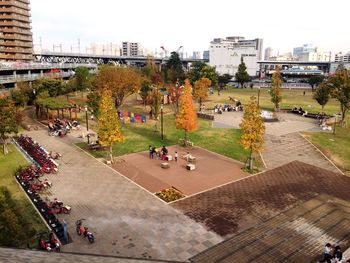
left=194, top=77, right=211, bottom=110
left=176, top=79, right=198, bottom=145
left=92, top=65, right=141, bottom=109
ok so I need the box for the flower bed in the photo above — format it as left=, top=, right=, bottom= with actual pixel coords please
left=155, top=187, right=185, bottom=202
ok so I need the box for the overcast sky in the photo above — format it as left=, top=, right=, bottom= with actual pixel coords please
left=31, top=0, right=350, bottom=55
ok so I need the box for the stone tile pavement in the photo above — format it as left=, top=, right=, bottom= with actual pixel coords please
left=262, top=132, right=341, bottom=173
left=22, top=129, right=223, bottom=262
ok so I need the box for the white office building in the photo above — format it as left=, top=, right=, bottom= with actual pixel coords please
left=209, top=36, right=263, bottom=76
left=293, top=44, right=331, bottom=62
left=335, top=52, right=350, bottom=63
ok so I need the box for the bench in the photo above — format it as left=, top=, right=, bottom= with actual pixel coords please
left=161, top=162, right=170, bottom=169
left=186, top=163, right=196, bottom=171
left=197, top=112, right=214, bottom=120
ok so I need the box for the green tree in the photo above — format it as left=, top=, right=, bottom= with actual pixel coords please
left=98, top=89, right=124, bottom=162
left=140, top=80, right=151, bottom=106
left=87, top=91, right=101, bottom=117
left=10, top=82, right=32, bottom=106
left=218, top=73, right=233, bottom=94
left=239, top=96, right=265, bottom=170
left=270, top=67, right=283, bottom=111
left=0, top=97, right=18, bottom=154
left=313, top=83, right=330, bottom=113
left=325, top=68, right=350, bottom=125
left=176, top=79, right=198, bottom=145
left=187, top=61, right=206, bottom=85
left=308, top=75, right=325, bottom=91
left=72, top=66, right=91, bottom=95
left=163, top=51, right=185, bottom=83
left=200, top=65, right=218, bottom=87
left=149, top=86, right=162, bottom=120
left=235, top=57, right=250, bottom=88
left=33, top=78, right=64, bottom=97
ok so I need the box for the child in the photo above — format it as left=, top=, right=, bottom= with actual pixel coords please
left=175, top=151, right=178, bottom=162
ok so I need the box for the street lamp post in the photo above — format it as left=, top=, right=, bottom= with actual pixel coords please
left=257, top=87, right=261, bottom=107
left=161, top=104, right=164, bottom=140
left=84, top=105, right=90, bottom=144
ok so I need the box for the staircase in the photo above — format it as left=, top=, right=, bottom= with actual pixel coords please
left=191, top=195, right=350, bottom=263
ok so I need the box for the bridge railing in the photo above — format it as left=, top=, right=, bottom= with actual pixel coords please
left=0, top=62, right=97, bottom=71
left=0, top=72, right=74, bottom=84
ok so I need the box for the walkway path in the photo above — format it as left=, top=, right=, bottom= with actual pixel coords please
left=24, top=128, right=223, bottom=262
left=211, top=111, right=340, bottom=173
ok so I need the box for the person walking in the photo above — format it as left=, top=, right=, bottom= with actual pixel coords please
left=149, top=145, right=153, bottom=159
left=174, top=151, right=178, bottom=162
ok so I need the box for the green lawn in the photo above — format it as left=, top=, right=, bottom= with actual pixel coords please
left=77, top=114, right=250, bottom=164
left=304, top=118, right=350, bottom=176
left=76, top=87, right=348, bottom=173
left=0, top=144, right=47, bottom=247
left=205, top=87, right=341, bottom=115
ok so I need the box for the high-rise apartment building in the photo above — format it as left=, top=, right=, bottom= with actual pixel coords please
left=0, top=0, right=33, bottom=61
left=335, top=52, right=350, bottom=63
left=122, top=42, right=142, bottom=57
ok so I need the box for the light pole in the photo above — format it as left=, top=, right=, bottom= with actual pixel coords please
left=161, top=104, right=164, bottom=140
left=257, top=87, right=261, bottom=107
left=84, top=105, right=90, bottom=144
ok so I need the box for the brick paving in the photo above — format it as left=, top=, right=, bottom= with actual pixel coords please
left=23, top=129, right=223, bottom=262
left=0, top=247, right=178, bottom=263
left=191, top=194, right=350, bottom=263
left=112, top=145, right=247, bottom=196
left=171, top=161, right=350, bottom=238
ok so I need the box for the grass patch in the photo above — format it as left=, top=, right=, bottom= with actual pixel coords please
left=304, top=120, right=350, bottom=176
left=77, top=114, right=249, bottom=163
left=0, top=144, right=47, bottom=247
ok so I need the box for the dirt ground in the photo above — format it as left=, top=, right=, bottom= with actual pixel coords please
left=112, top=145, right=248, bottom=196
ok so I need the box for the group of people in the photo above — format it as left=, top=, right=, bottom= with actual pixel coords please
left=318, top=243, right=348, bottom=263
left=149, top=145, right=178, bottom=162
left=214, top=101, right=243, bottom=114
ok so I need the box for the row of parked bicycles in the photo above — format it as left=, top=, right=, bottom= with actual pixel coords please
left=48, top=119, right=80, bottom=137
left=15, top=135, right=59, bottom=174
left=16, top=166, right=70, bottom=250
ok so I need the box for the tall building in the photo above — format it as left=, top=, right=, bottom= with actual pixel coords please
left=0, top=0, right=33, bottom=61
left=264, top=47, right=275, bottom=60
left=89, top=43, right=120, bottom=56
left=335, top=52, right=350, bottom=63
left=122, top=42, right=142, bottom=56
left=203, top=50, right=209, bottom=60
left=209, top=36, right=263, bottom=76
left=293, top=44, right=331, bottom=62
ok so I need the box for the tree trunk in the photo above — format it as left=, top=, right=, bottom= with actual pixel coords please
left=321, top=105, right=324, bottom=114
left=108, top=145, right=113, bottom=163
left=249, top=149, right=253, bottom=170
left=199, top=98, right=202, bottom=111
left=184, top=130, right=188, bottom=146
left=1, top=137, right=8, bottom=155
left=341, top=105, right=347, bottom=127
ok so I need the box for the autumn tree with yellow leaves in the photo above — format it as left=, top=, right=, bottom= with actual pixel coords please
left=92, top=65, right=141, bottom=109
left=270, top=66, right=282, bottom=111
left=176, top=79, right=198, bottom=145
left=98, top=89, right=124, bottom=163
left=239, top=96, right=265, bottom=170
left=194, top=77, right=211, bottom=110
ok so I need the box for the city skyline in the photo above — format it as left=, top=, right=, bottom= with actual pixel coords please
left=31, top=0, right=350, bottom=55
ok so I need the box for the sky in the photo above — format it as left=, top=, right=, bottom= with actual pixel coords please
left=31, top=0, right=350, bottom=56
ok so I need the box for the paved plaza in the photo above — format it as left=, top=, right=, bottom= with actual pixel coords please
left=22, top=128, right=223, bottom=262
left=211, top=111, right=341, bottom=173
left=112, top=145, right=247, bottom=196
